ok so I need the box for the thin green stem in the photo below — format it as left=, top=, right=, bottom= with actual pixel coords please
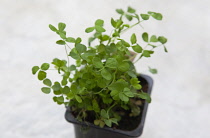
left=64, top=45, right=70, bottom=69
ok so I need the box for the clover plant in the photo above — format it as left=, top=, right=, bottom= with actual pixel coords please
left=32, top=7, right=167, bottom=128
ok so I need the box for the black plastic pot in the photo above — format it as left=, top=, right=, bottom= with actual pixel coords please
left=65, top=74, right=153, bottom=138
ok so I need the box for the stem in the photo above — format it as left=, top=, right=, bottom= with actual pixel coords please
left=107, top=102, right=117, bottom=113
left=65, top=45, right=70, bottom=70
left=121, top=21, right=140, bottom=34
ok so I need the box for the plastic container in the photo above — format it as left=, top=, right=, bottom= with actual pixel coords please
left=65, top=74, right=153, bottom=138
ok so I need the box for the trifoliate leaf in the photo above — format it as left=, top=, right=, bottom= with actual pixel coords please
left=32, top=66, right=39, bottom=75
left=41, top=87, right=51, bottom=94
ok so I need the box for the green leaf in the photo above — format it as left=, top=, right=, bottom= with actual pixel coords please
left=41, top=87, right=51, bottom=94
left=95, top=25, right=106, bottom=33
left=69, top=49, right=80, bottom=60
left=38, top=71, right=46, bottom=80
left=132, top=44, right=143, bottom=53
left=95, top=19, right=104, bottom=26
left=142, top=50, right=154, bottom=57
left=66, top=37, right=75, bottom=43
left=62, top=86, right=70, bottom=94
left=119, top=93, right=129, bottom=102
left=75, top=37, right=82, bottom=44
left=158, top=36, right=167, bottom=44
left=32, top=66, right=39, bottom=75
left=43, top=79, right=52, bottom=86
left=94, top=120, right=100, bottom=125
left=75, top=95, right=82, bottom=103
left=101, top=69, right=112, bottom=80
left=58, top=22, right=66, bottom=31
left=116, top=9, right=124, bottom=14
left=92, top=99, right=100, bottom=112
left=101, top=109, right=109, bottom=118
left=142, top=32, right=149, bottom=42
left=116, top=20, right=123, bottom=28
left=127, top=71, right=137, bottom=78
left=49, top=24, right=57, bottom=32
left=150, top=35, right=158, bottom=42
left=59, top=32, right=66, bottom=39
left=125, top=14, right=133, bottom=21
left=111, top=18, right=116, bottom=28
left=118, top=62, right=130, bottom=72
left=102, top=35, right=110, bottom=41
left=69, top=65, right=76, bottom=71
left=92, top=57, right=103, bottom=68
left=105, top=58, right=118, bottom=69
left=150, top=12, right=163, bottom=20
left=149, top=67, right=158, bottom=74
left=57, top=96, right=64, bottom=103
left=138, top=92, right=151, bottom=103
left=164, top=46, right=168, bottom=52
left=85, top=27, right=95, bottom=33
left=75, top=44, right=87, bottom=54
left=140, top=14, right=150, bottom=20
left=109, top=80, right=128, bottom=92
left=56, top=40, right=66, bottom=45
left=41, top=63, right=50, bottom=70
left=52, top=82, right=61, bottom=91
left=123, top=88, right=134, bottom=97
left=130, top=78, right=142, bottom=89
left=104, top=119, right=112, bottom=127
left=130, top=33, right=137, bottom=44
left=127, top=6, right=136, bottom=13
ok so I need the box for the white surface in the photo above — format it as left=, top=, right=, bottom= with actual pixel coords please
left=0, top=0, right=210, bottom=138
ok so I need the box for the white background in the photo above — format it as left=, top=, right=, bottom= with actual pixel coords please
left=0, top=0, right=210, bottom=138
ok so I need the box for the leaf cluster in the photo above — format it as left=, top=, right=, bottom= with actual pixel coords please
left=32, top=7, right=167, bottom=128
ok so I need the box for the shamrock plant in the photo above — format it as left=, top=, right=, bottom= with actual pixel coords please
left=32, top=7, right=167, bottom=128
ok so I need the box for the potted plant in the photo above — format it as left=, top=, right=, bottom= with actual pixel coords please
left=32, top=6, right=167, bottom=138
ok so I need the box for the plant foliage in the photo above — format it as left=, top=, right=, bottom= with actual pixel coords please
left=32, top=7, right=167, bottom=128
